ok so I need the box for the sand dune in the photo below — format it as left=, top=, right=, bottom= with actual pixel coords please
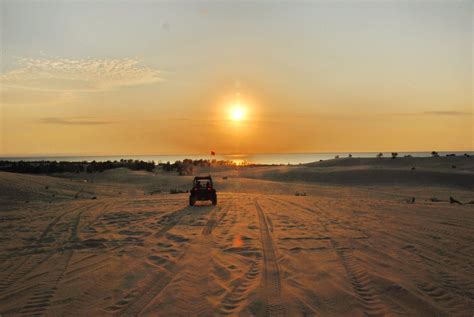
left=251, top=166, right=474, bottom=189
left=308, top=156, right=474, bottom=170
left=238, top=157, right=474, bottom=190
left=1, top=159, right=473, bottom=316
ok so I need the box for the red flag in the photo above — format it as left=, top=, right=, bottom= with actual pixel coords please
left=211, top=151, right=216, bottom=156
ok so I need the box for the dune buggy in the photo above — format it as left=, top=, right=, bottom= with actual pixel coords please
left=189, top=176, right=217, bottom=206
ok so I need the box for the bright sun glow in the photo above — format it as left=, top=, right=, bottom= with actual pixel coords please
left=230, top=104, right=246, bottom=122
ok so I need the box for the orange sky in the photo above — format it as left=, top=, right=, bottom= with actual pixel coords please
left=1, top=1, right=472, bottom=156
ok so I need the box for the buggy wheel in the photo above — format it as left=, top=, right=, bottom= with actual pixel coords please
left=189, top=195, right=196, bottom=206
left=211, top=195, right=217, bottom=205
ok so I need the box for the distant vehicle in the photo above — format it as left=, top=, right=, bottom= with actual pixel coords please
left=189, top=176, right=217, bottom=206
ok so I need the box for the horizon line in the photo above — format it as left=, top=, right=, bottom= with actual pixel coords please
left=1, top=149, right=473, bottom=159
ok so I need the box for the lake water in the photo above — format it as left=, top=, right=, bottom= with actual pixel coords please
left=1, top=151, right=472, bottom=165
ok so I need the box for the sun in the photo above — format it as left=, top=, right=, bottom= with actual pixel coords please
left=230, top=104, right=246, bottom=122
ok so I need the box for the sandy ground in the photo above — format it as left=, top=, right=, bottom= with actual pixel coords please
left=1, top=158, right=473, bottom=316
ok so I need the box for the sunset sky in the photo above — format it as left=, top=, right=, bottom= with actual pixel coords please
left=1, top=0, right=472, bottom=156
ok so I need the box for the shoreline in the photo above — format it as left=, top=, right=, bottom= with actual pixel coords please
left=1, top=151, right=473, bottom=166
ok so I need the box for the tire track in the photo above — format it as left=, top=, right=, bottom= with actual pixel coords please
left=309, top=202, right=391, bottom=315
left=170, top=240, right=214, bottom=316
left=0, top=253, right=54, bottom=295
left=343, top=207, right=474, bottom=315
left=69, top=204, right=89, bottom=244
left=254, top=199, right=285, bottom=317
left=78, top=201, right=111, bottom=237
left=116, top=206, right=196, bottom=316
left=383, top=227, right=474, bottom=274
left=37, top=202, right=89, bottom=244
left=274, top=197, right=390, bottom=316
left=121, top=202, right=231, bottom=316
left=373, top=204, right=474, bottom=254
left=202, top=207, right=219, bottom=236
left=116, top=271, right=174, bottom=317
left=16, top=202, right=95, bottom=315
left=202, top=203, right=230, bottom=236
left=331, top=240, right=387, bottom=316
left=0, top=203, right=92, bottom=296
left=1, top=202, right=101, bottom=317
left=219, top=261, right=260, bottom=315
left=378, top=230, right=474, bottom=313
left=38, top=210, right=69, bottom=242
left=325, top=201, right=474, bottom=274
left=154, top=206, right=193, bottom=239
left=19, top=250, right=74, bottom=316
left=171, top=204, right=233, bottom=316
left=286, top=197, right=474, bottom=315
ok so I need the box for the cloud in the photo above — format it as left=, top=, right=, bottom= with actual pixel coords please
left=393, top=110, right=472, bottom=117
left=1, top=57, right=162, bottom=92
left=38, top=117, right=115, bottom=125
left=423, top=111, right=472, bottom=116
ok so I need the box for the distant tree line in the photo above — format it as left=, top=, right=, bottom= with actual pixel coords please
left=375, top=152, right=471, bottom=159
left=0, top=159, right=155, bottom=174
left=160, top=159, right=244, bottom=175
